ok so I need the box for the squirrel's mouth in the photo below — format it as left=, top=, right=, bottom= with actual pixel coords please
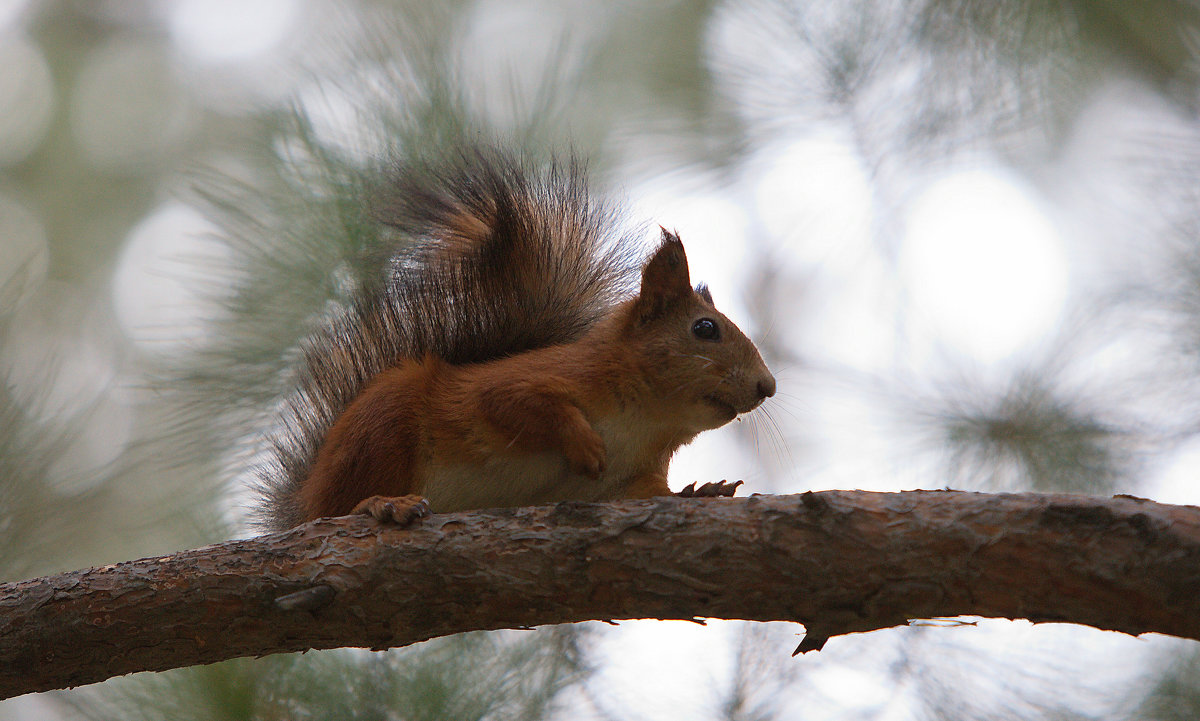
left=703, top=395, right=738, bottom=420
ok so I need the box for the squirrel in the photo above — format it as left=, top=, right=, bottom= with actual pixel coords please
left=257, top=147, right=776, bottom=531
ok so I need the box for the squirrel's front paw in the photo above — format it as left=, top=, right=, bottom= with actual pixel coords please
left=352, top=495, right=433, bottom=525
left=563, top=429, right=607, bottom=478
left=677, top=480, right=743, bottom=498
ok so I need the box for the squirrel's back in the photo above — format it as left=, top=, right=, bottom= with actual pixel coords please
left=257, top=148, right=644, bottom=530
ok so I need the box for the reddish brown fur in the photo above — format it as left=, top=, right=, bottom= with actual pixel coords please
left=299, top=231, right=775, bottom=521
left=299, top=359, right=432, bottom=519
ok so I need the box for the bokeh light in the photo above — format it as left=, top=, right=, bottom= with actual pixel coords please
left=112, top=202, right=228, bottom=355
left=901, top=168, right=1070, bottom=363
left=0, top=0, right=31, bottom=31
left=168, top=0, right=298, bottom=66
left=752, top=135, right=875, bottom=266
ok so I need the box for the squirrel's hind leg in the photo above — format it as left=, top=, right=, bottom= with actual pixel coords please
left=352, top=495, right=433, bottom=525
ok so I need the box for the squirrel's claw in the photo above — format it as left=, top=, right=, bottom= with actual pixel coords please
left=677, top=480, right=743, bottom=498
left=352, top=495, right=432, bottom=526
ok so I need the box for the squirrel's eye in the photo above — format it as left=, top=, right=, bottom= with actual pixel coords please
left=692, top=318, right=720, bottom=340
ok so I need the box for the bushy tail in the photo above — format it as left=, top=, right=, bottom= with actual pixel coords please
left=257, top=148, right=645, bottom=530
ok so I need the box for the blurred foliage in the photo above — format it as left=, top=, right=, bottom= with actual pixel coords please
left=930, top=370, right=1138, bottom=493
left=0, top=340, right=98, bottom=581
left=5, top=0, right=1200, bottom=719
left=61, top=629, right=589, bottom=721
left=718, top=624, right=804, bottom=721
left=1132, top=649, right=1200, bottom=721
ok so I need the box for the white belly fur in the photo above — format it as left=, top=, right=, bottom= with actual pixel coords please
left=418, top=410, right=661, bottom=512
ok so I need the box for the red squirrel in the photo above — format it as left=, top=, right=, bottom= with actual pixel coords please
left=257, top=149, right=775, bottom=530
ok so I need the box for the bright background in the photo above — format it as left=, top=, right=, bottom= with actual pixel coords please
left=4, top=1, right=1200, bottom=719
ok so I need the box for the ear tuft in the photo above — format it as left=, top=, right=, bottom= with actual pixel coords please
left=656, top=227, right=686, bottom=268
left=634, top=228, right=693, bottom=324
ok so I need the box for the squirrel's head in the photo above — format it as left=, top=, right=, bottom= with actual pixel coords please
left=628, top=228, right=776, bottom=431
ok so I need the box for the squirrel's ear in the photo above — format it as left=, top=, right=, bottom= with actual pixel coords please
left=634, top=228, right=693, bottom=324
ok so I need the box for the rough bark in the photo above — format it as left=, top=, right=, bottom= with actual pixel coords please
left=2, top=490, right=1199, bottom=699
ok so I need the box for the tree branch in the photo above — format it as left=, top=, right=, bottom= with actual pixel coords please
left=3, top=490, right=1199, bottom=699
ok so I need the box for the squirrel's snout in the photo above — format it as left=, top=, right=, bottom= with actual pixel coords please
left=756, top=374, right=776, bottom=401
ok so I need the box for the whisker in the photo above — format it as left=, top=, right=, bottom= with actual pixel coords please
left=763, top=396, right=804, bottom=425
left=748, top=403, right=787, bottom=463
left=759, top=406, right=793, bottom=469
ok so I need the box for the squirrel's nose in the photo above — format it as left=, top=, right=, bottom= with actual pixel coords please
left=756, top=374, right=776, bottom=400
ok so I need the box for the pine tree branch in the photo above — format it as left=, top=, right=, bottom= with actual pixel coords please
left=3, top=490, right=1199, bottom=699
